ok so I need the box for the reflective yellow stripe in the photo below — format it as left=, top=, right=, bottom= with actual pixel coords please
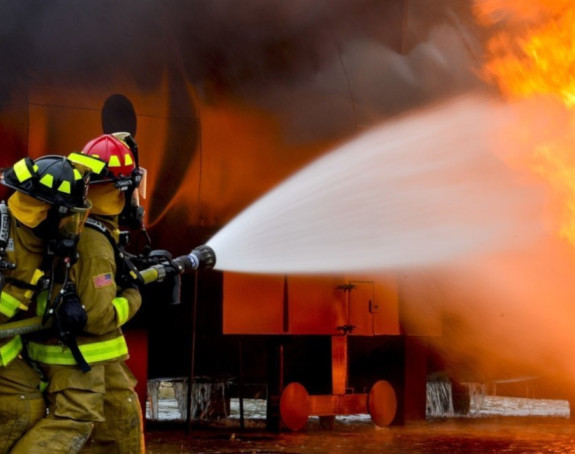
left=1, top=269, right=45, bottom=313
left=13, top=159, right=33, bottom=182
left=58, top=180, right=71, bottom=194
left=68, top=152, right=107, bottom=175
left=24, top=268, right=45, bottom=300
left=124, top=154, right=133, bottom=166
left=112, top=297, right=130, bottom=326
left=108, top=155, right=121, bottom=167
left=0, top=292, right=22, bottom=318
left=35, top=290, right=48, bottom=317
left=0, top=336, right=23, bottom=366
left=39, top=174, right=54, bottom=188
left=27, top=336, right=129, bottom=365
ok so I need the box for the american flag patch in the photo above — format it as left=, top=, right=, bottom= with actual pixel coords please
left=93, top=273, right=113, bottom=288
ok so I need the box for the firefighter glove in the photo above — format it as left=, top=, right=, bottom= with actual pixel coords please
left=57, top=290, right=87, bottom=335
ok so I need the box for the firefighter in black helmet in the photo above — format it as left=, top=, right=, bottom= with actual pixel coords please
left=12, top=135, right=145, bottom=454
left=3, top=155, right=95, bottom=260
left=0, top=154, right=96, bottom=454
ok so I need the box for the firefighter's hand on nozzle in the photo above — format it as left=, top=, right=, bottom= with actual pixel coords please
left=188, top=245, right=216, bottom=270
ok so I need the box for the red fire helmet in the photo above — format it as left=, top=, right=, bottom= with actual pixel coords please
left=81, top=133, right=136, bottom=182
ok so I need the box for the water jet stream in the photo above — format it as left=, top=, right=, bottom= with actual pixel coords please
left=207, top=93, right=544, bottom=274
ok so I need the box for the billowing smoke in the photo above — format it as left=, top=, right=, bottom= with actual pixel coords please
left=0, top=0, right=484, bottom=141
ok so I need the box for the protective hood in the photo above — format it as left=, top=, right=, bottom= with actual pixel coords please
left=8, top=191, right=51, bottom=228
left=88, top=182, right=125, bottom=216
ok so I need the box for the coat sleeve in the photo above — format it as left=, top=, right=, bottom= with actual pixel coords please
left=72, top=253, right=142, bottom=336
left=0, top=288, right=19, bottom=323
left=0, top=276, right=42, bottom=324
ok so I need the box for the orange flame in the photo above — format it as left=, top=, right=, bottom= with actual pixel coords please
left=476, top=0, right=575, bottom=244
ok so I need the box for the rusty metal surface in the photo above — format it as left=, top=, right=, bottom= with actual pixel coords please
left=308, top=394, right=369, bottom=416
left=223, top=274, right=403, bottom=336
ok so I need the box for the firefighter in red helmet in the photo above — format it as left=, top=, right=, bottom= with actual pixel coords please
left=81, top=132, right=146, bottom=231
left=12, top=134, right=145, bottom=454
left=0, top=155, right=95, bottom=453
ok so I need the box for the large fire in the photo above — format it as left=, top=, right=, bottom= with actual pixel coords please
left=476, top=0, right=575, bottom=243
left=422, top=0, right=575, bottom=390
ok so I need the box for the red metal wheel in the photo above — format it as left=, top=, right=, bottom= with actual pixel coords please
left=279, top=382, right=310, bottom=431
left=368, top=380, right=397, bottom=427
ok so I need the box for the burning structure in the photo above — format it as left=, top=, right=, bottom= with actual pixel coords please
left=2, top=0, right=575, bottom=431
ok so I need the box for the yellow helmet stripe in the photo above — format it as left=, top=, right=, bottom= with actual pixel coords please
left=108, top=155, right=121, bottom=168
left=39, top=174, right=54, bottom=188
left=13, top=159, right=33, bottom=183
left=124, top=153, right=133, bottom=166
left=58, top=180, right=71, bottom=194
left=68, top=152, right=107, bottom=175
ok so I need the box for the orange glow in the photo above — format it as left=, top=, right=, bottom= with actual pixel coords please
left=148, top=95, right=336, bottom=231
left=477, top=0, right=575, bottom=244
left=416, top=0, right=575, bottom=391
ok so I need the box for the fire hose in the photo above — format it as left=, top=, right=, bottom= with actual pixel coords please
left=0, top=244, right=216, bottom=339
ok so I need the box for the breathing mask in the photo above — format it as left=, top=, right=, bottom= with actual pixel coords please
left=42, top=201, right=91, bottom=263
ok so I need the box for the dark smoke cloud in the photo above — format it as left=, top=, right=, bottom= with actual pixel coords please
left=0, top=0, right=483, bottom=139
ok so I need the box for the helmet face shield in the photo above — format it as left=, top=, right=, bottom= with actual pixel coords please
left=134, top=167, right=147, bottom=199
left=58, top=201, right=91, bottom=239
left=116, top=167, right=146, bottom=229
left=130, top=188, right=143, bottom=211
left=49, top=200, right=91, bottom=262
left=119, top=183, right=145, bottom=230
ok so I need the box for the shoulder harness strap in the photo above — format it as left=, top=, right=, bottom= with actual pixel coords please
left=85, top=217, right=124, bottom=265
left=85, top=218, right=141, bottom=286
left=0, top=201, right=9, bottom=255
left=0, top=202, right=13, bottom=293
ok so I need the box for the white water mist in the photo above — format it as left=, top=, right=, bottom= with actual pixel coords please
left=208, top=93, right=544, bottom=274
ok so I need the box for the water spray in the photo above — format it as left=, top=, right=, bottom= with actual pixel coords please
left=207, top=95, right=544, bottom=274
